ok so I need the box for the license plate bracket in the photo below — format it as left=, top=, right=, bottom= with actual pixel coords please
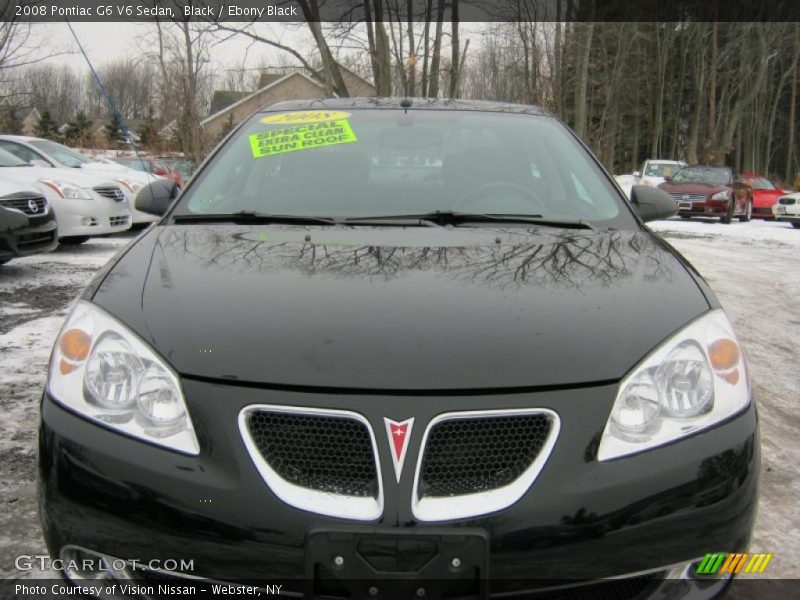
left=679, top=201, right=692, bottom=210
left=305, top=527, right=489, bottom=599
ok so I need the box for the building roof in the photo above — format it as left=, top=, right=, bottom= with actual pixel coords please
left=209, top=90, right=250, bottom=116
left=201, top=71, right=328, bottom=126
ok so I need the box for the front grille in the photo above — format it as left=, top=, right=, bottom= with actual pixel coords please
left=0, top=194, right=47, bottom=215
left=501, top=572, right=664, bottom=600
left=418, top=413, right=553, bottom=498
left=109, top=215, right=129, bottom=227
left=246, top=410, right=378, bottom=497
left=17, top=230, right=56, bottom=249
left=669, top=193, right=706, bottom=202
left=93, top=185, right=125, bottom=202
left=779, top=196, right=797, bottom=205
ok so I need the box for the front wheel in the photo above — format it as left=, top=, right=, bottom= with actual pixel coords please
left=792, top=222, right=800, bottom=229
left=738, top=200, right=752, bottom=223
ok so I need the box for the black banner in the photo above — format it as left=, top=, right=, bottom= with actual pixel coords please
left=3, top=0, right=800, bottom=23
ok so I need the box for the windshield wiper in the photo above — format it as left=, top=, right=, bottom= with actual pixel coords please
left=172, top=211, right=338, bottom=225
left=345, top=210, right=598, bottom=231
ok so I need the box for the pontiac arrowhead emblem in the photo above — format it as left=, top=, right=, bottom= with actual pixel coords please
left=384, top=417, right=414, bottom=482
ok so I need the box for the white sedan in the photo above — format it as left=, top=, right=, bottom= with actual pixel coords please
left=772, top=192, right=800, bottom=228
left=0, top=135, right=161, bottom=226
left=0, top=148, right=131, bottom=243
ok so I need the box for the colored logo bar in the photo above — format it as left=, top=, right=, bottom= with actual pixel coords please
left=696, top=552, right=773, bottom=575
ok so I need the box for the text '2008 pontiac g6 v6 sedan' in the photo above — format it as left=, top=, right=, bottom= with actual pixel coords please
left=39, top=99, right=758, bottom=600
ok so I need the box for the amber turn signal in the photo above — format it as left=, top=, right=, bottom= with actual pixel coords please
left=60, top=328, right=92, bottom=362
left=708, top=338, right=739, bottom=371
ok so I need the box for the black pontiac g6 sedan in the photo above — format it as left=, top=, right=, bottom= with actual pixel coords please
left=38, top=99, right=758, bottom=599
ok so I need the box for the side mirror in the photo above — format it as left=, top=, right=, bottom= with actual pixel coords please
left=633, top=171, right=641, bottom=178
left=630, top=185, right=678, bottom=222
left=134, top=178, right=179, bottom=216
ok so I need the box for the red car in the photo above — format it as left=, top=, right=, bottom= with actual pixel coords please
left=739, top=172, right=785, bottom=219
left=115, top=157, right=185, bottom=188
left=658, top=165, right=752, bottom=223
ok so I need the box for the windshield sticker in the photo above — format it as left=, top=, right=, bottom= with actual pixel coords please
left=260, top=111, right=351, bottom=125
left=249, top=119, right=357, bottom=158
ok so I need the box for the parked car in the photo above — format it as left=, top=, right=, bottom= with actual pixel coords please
left=635, top=159, right=687, bottom=187
left=0, top=175, right=58, bottom=264
left=739, top=172, right=786, bottom=219
left=0, top=135, right=160, bottom=226
left=659, top=165, right=752, bottom=223
left=114, top=156, right=185, bottom=188
left=39, top=99, right=756, bottom=600
left=158, top=157, right=196, bottom=182
left=0, top=148, right=131, bottom=243
left=772, top=191, right=800, bottom=228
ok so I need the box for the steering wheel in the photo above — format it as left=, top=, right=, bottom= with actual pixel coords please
left=453, top=181, right=545, bottom=213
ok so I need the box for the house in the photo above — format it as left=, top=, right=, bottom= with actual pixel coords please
left=201, top=66, right=376, bottom=140
left=21, top=108, right=42, bottom=136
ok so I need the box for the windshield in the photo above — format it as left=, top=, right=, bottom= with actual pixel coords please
left=644, top=163, right=681, bottom=177
left=671, top=166, right=731, bottom=186
left=115, top=158, right=149, bottom=172
left=174, top=109, right=625, bottom=224
left=0, top=148, right=30, bottom=167
left=748, top=177, right=775, bottom=190
left=29, top=140, right=91, bottom=168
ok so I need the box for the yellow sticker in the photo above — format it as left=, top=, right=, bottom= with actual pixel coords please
left=260, top=111, right=351, bottom=125
left=249, top=119, right=358, bottom=158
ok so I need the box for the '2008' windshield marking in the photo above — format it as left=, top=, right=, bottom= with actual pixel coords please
left=249, top=119, right=358, bottom=158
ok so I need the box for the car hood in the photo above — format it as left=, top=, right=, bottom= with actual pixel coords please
left=658, top=182, right=728, bottom=195
left=0, top=171, right=45, bottom=196
left=0, top=165, right=120, bottom=188
left=91, top=225, right=710, bottom=390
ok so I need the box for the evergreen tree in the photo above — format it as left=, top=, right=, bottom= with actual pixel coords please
left=0, top=108, right=22, bottom=134
left=105, top=114, right=124, bottom=148
left=137, top=108, right=159, bottom=150
left=70, top=111, right=93, bottom=147
left=34, top=110, right=58, bottom=140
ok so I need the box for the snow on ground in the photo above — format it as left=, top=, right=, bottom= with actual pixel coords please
left=0, top=221, right=798, bottom=582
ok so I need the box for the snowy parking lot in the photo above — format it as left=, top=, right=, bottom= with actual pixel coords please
left=1, top=219, right=798, bottom=581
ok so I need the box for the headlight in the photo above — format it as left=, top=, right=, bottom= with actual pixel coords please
left=711, top=190, right=730, bottom=200
left=598, top=310, right=750, bottom=461
left=39, top=179, right=92, bottom=200
left=48, top=301, right=199, bottom=455
left=116, top=178, right=143, bottom=194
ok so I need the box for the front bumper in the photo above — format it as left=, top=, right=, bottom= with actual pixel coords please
left=0, top=210, right=58, bottom=260
left=49, top=195, right=132, bottom=238
left=39, top=382, right=759, bottom=597
left=676, top=199, right=727, bottom=218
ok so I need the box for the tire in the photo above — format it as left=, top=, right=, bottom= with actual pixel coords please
left=681, top=215, right=691, bottom=219
left=721, top=200, right=734, bottom=224
left=738, top=200, right=752, bottom=223
left=0, top=257, right=11, bottom=265
left=59, top=236, right=90, bottom=245
left=792, top=222, right=800, bottom=229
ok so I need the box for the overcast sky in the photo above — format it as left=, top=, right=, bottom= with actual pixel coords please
left=31, top=21, right=489, bottom=78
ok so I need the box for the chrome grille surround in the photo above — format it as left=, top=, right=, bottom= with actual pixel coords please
left=0, top=193, right=47, bottom=215
left=238, top=405, right=384, bottom=521
left=669, top=193, right=707, bottom=202
left=93, top=186, right=126, bottom=202
left=411, top=408, right=560, bottom=522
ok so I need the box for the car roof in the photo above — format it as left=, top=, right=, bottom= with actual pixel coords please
left=0, top=134, right=41, bottom=142
left=257, top=97, right=554, bottom=118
